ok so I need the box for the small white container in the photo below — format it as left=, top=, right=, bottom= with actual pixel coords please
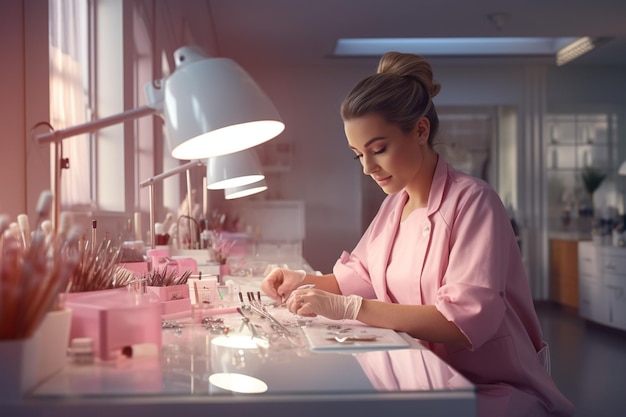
left=194, top=277, right=219, bottom=306
left=69, top=337, right=95, bottom=365
left=0, top=337, right=38, bottom=400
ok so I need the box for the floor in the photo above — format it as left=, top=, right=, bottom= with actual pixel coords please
left=534, top=301, right=626, bottom=417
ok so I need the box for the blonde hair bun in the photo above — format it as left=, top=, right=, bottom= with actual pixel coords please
left=377, top=51, right=441, bottom=98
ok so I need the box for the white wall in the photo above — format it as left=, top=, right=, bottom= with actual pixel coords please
left=243, top=62, right=538, bottom=274
left=243, top=66, right=367, bottom=272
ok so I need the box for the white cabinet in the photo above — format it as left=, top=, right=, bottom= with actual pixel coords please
left=578, top=242, right=607, bottom=323
left=603, top=254, right=626, bottom=329
left=578, top=241, right=626, bottom=330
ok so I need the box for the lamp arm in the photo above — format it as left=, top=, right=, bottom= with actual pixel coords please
left=32, top=105, right=159, bottom=236
left=36, top=105, right=157, bottom=144
left=139, top=160, right=204, bottom=188
left=139, top=159, right=204, bottom=249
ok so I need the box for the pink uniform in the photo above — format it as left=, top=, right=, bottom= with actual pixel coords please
left=333, top=157, right=574, bottom=417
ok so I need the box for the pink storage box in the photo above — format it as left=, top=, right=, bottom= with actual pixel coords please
left=147, top=284, right=192, bottom=318
left=147, top=249, right=198, bottom=276
left=159, top=299, right=192, bottom=320
left=170, top=256, right=198, bottom=274
left=147, top=284, right=190, bottom=301
left=64, top=288, right=162, bottom=361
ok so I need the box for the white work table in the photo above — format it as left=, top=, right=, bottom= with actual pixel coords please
left=1, top=292, right=476, bottom=417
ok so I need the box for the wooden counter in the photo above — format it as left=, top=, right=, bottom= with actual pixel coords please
left=549, top=238, right=581, bottom=308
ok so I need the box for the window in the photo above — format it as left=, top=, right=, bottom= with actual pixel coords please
left=132, top=1, right=155, bottom=215
left=48, top=1, right=160, bottom=216
left=48, top=0, right=93, bottom=208
left=47, top=0, right=199, bottom=240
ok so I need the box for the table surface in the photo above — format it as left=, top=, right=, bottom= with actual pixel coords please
left=4, top=290, right=477, bottom=417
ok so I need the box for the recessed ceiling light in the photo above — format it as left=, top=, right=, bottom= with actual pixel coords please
left=556, top=36, right=612, bottom=66
left=334, top=37, right=577, bottom=57
left=334, top=37, right=609, bottom=65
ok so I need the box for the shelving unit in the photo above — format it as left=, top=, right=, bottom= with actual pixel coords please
left=545, top=112, right=618, bottom=308
left=545, top=113, right=617, bottom=234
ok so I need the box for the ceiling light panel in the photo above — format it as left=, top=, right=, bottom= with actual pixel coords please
left=334, top=37, right=580, bottom=57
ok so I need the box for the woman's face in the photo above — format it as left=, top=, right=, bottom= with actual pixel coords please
left=345, top=113, right=428, bottom=195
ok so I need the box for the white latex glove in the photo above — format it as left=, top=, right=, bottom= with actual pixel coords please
left=287, top=289, right=363, bottom=321
left=261, top=268, right=306, bottom=302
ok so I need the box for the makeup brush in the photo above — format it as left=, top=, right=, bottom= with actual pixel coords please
left=35, top=191, right=53, bottom=225
left=68, top=237, right=135, bottom=293
left=6, top=222, right=21, bottom=245
left=0, top=215, right=9, bottom=233
left=58, top=211, right=73, bottom=240
left=22, top=224, right=83, bottom=337
left=91, top=220, right=97, bottom=254
left=40, top=220, right=52, bottom=237
left=51, top=224, right=83, bottom=297
left=0, top=214, right=11, bottom=250
left=17, top=214, right=31, bottom=249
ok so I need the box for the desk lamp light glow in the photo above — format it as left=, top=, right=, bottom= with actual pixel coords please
left=34, top=45, right=283, bottom=232
left=224, top=178, right=268, bottom=200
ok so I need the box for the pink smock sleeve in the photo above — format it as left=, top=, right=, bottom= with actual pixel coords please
left=333, top=250, right=377, bottom=298
left=332, top=199, right=397, bottom=300
left=434, top=185, right=514, bottom=350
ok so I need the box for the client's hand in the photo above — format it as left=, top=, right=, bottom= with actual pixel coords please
left=261, top=268, right=306, bottom=302
left=287, top=289, right=362, bottom=321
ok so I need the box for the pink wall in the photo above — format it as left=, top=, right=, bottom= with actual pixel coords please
left=0, top=0, right=27, bottom=218
left=0, top=1, right=51, bottom=223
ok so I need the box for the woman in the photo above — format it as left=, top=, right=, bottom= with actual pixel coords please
left=261, top=52, right=574, bottom=417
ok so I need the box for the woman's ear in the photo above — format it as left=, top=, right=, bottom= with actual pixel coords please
left=416, top=117, right=430, bottom=144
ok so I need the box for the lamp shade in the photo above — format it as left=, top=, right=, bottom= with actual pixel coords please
left=224, top=179, right=268, bottom=200
left=206, top=149, right=264, bottom=190
left=160, top=46, right=284, bottom=160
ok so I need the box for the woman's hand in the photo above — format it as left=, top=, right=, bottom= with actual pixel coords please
left=287, top=288, right=363, bottom=321
left=261, top=268, right=306, bottom=302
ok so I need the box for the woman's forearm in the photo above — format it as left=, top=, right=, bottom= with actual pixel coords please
left=356, top=299, right=470, bottom=347
left=301, top=273, right=341, bottom=294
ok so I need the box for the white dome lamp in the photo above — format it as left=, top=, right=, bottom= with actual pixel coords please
left=155, top=46, right=285, bottom=160
left=35, top=45, right=284, bottom=232
left=206, top=149, right=265, bottom=190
